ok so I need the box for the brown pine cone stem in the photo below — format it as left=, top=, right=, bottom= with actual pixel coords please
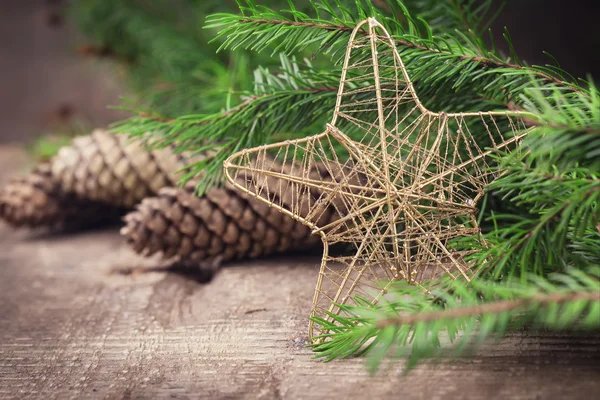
left=121, top=181, right=340, bottom=265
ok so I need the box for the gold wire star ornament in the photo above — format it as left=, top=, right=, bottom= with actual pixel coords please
left=224, top=18, right=533, bottom=339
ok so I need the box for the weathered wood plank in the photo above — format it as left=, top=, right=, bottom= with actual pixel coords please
left=0, top=149, right=599, bottom=399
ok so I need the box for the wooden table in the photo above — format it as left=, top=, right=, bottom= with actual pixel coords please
left=1, top=148, right=599, bottom=399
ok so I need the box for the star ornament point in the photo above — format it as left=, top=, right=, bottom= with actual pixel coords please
left=224, top=18, right=532, bottom=339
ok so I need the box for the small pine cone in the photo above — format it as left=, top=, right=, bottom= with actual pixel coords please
left=51, top=129, right=213, bottom=208
left=121, top=181, right=340, bottom=265
left=0, top=163, right=123, bottom=229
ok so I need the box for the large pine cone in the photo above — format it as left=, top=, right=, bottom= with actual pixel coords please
left=121, top=180, right=340, bottom=265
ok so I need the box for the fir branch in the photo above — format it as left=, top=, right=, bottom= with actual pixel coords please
left=113, top=2, right=594, bottom=193
left=470, top=168, right=600, bottom=278
left=115, top=55, right=340, bottom=191
left=124, top=3, right=597, bottom=197
left=208, top=2, right=588, bottom=95
left=454, top=81, right=600, bottom=279
left=376, top=290, right=600, bottom=328
left=520, top=117, right=600, bottom=136
left=238, top=18, right=350, bottom=32
left=311, top=267, right=600, bottom=373
left=138, top=94, right=265, bottom=125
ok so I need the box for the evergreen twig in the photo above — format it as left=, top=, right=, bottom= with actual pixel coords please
left=311, top=267, right=600, bottom=372
left=376, top=290, right=600, bottom=328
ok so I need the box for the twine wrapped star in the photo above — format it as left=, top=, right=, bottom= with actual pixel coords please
left=224, top=18, right=532, bottom=338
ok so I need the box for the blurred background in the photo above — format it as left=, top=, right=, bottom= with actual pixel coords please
left=1, top=0, right=598, bottom=144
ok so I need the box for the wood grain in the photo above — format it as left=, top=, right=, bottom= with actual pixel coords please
left=0, top=148, right=598, bottom=399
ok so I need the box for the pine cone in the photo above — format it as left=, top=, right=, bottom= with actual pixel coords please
left=121, top=181, right=340, bottom=265
left=51, top=129, right=212, bottom=208
left=0, top=163, right=123, bottom=229
left=1, top=129, right=211, bottom=229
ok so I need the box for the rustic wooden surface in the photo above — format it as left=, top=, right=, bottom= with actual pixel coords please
left=0, top=147, right=599, bottom=400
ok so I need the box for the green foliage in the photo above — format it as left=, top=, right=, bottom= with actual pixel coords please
left=69, top=0, right=600, bottom=371
left=108, top=0, right=591, bottom=193
left=461, top=81, right=600, bottom=280
left=311, top=267, right=600, bottom=373
left=114, top=55, right=341, bottom=189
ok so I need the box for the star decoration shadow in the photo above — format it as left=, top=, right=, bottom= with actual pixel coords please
left=224, top=18, right=533, bottom=339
